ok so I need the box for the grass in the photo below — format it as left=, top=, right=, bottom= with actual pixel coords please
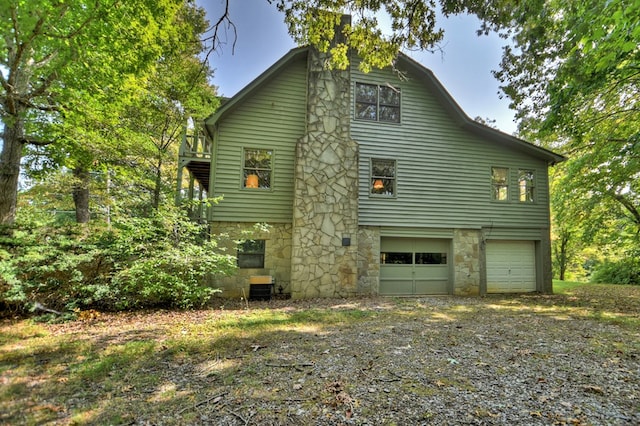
left=1, top=283, right=639, bottom=425
left=552, top=279, right=585, bottom=294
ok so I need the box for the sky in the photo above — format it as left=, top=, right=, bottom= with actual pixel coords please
left=197, top=0, right=518, bottom=134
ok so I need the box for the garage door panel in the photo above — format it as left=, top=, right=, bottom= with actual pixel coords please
left=487, top=241, right=536, bottom=293
left=414, top=279, right=448, bottom=294
left=380, top=265, right=413, bottom=279
left=380, top=238, right=450, bottom=296
left=379, top=279, right=414, bottom=295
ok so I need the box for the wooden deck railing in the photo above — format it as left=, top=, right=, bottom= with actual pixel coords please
left=180, top=128, right=212, bottom=159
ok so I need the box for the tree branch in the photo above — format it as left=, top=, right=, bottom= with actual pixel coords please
left=201, top=0, right=237, bottom=63
left=612, top=193, right=640, bottom=227
left=0, top=133, right=56, bottom=147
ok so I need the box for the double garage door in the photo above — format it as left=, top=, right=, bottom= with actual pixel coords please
left=380, top=237, right=537, bottom=295
left=380, top=238, right=450, bottom=295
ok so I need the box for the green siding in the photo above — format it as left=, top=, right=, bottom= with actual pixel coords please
left=352, top=61, right=552, bottom=230
left=208, top=55, right=307, bottom=222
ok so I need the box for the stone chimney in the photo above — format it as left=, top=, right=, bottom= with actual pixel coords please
left=290, top=15, right=359, bottom=298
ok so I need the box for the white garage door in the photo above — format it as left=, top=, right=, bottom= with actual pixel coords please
left=380, top=238, right=450, bottom=295
left=486, top=240, right=536, bottom=293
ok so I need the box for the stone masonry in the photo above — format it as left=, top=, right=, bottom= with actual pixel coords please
left=209, top=222, right=292, bottom=299
left=290, top=16, right=359, bottom=298
left=453, top=229, right=481, bottom=295
left=357, top=226, right=380, bottom=295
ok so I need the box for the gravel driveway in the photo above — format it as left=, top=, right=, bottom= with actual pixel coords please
left=2, top=287, right=639, bottom=425
left=171, top=294, right=640, bottom=425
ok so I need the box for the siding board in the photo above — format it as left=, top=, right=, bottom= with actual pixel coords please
left=208, top=55, right=307, bottom=223
left=352, top=60, right=551, bottom=230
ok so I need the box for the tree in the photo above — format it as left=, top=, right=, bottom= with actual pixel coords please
left=0, top=0, right=185, bottom=225
left=121, top=4, right=218, bottom=211
left=18, top=1, right=217, bottom=221
left=466, top=0, right=640, bottom=279
left=486, top=0, right=640, bottom=243
left=207, top=1, right=510, bottom=71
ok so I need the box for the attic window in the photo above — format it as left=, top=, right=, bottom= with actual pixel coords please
left=243, top=148, right=272, bottom=189
left=355, top=83, right=400, bottom=123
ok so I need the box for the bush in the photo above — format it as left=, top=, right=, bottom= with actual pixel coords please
left=590, top=257, right=640, bottom=285
left=0, top=205, right=237, bottom=315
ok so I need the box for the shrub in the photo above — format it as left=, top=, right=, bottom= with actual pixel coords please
left=0, top=205, right=237, bottom=315
left=590, top=257, right=640, bottom=285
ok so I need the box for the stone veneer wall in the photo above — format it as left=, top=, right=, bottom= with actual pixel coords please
left=452, top=229, right=481, bottom=295
left=290, top=16, right=359, bottom=299
left=357, top=226, right=380, bottom=295
left=209, top=222, right=292, bottom=299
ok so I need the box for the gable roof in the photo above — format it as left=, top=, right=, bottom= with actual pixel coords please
left=396, top=53, right=565, bottom=164
left=205, top=47, right=308, bottom=132
left=205, top=46, right=565, bottom=165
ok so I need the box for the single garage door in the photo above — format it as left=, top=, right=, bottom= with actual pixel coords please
left=486, top=240, right=536, bottom=293
left=380, top=237, right=450, bottom=295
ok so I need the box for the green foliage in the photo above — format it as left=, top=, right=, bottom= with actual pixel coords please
left=0, top=0, right=212, bottom=225
left=0, top=205, right=236, bottom=314
left=273, top=1, right=444, bottom=72
left=590, top=256, right=640, bottom=286
left=485, top=0, right=640, bottom=275
left=106, top=206, right=236, bottom=309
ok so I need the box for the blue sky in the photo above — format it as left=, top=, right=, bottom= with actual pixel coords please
left=197, top=0, right=517, bottom=134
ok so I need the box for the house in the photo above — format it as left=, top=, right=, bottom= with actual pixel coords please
left=177, top=18, right=564, bottom=299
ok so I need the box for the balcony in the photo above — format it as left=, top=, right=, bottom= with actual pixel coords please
left=178, top=128, right=212, bottom=191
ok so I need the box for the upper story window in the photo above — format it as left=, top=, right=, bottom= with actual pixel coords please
left=355, top=83, right=400, bottom=123
left=491, top=167, right=509, bottom=201
left=371, top=158, right=396, bottom=196
left=243, top=148, right=272, bottom=189
left=237, top=239, right=265, bottom=268
left=518, top=169, right=535, bottom=202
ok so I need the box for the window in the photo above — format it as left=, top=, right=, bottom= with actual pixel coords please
left=380, top=252, right=447, bottom=265
left=491, top=167, right=509, bottom=201
left=371, top=158, right=396, bottom=196
left=243, top=148, right=272, bottom=189
left=415, top=252, right=447, bottom=265
left=355, top=83, right=400, bottom=123
left=237, top=239, right=265, bottom=268
left=380, top=252, right=412, bottom=264
left=519, top=169, right=535, bottom=202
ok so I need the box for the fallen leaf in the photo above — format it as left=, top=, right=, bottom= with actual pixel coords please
left=582, top=385, right=604, bottom=394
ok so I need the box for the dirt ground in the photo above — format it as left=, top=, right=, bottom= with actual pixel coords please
left=1, top=285, right=639, bottom=425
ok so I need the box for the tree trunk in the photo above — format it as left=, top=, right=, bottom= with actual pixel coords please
left=73, top=166, right=91, bottom=223
left=558, top=234, right=568, bottom=281
left=152, top=158, right=162, bottom=210
left=0, top=118, right=25, bottom=226
left=554, top=229, right=570, bottom=281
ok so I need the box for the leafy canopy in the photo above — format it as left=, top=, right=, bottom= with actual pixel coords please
left=480, top=0, right=640, bottom=278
